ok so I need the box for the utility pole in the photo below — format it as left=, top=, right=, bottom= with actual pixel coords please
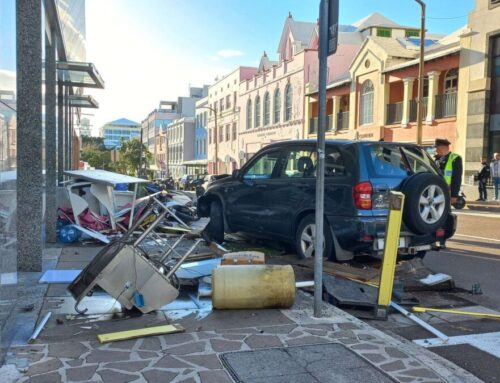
left=315, top=0, right=338, bottom=318
left=415, top=0, right=426, bottom=145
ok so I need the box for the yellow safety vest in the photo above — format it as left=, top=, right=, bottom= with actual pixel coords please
left=443, top=153, right=459, bottom=185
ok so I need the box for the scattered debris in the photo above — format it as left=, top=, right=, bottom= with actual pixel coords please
left=28, top=312, right=52, bottom=343
left=22, top=304, right=34, bottom=312
left=212, top=265, right=295, bottom=310
left=221, top=251, right=265, bottom=265
left=97, top=323, right=184, bottom=343
left=412, top=306, right=500, bottom=319
left=419, top=273, right=452, bottom=286
left=471, top=283, right=483, bottom=295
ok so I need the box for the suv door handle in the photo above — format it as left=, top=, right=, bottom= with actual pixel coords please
left=256, top=184, right=268, bottom=189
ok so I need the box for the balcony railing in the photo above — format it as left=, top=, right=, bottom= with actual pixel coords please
left=386, top=102, right=404, bottom=125
left=309, top=117, right=318, bottom=134
left=435, top=92, right=457, bottom=119
left=409, top=97, right=428, bottom=122
left=309, top=116, right=332, bottom=133
left=337, top=111, right=349, bottom=131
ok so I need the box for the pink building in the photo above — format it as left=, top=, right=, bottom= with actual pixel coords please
left=237, top=14, right=318, bottom=163
left=206, top=67, right=257, bottom=174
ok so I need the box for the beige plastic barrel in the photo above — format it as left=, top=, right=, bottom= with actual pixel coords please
left=212, top=265, right=296, bottom=309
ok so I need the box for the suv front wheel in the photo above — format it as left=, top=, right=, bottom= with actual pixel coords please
left=205, top=200, right=224, bottom=243
left=295, top=214, right=334, bottom=260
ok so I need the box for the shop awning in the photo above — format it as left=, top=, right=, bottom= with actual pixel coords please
left=69, top=95, right=99, bottom=108
left=57, top=61, right=105, bottom=89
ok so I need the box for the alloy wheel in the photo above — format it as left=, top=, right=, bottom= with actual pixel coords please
left=418, top=184, right=446, bottom=224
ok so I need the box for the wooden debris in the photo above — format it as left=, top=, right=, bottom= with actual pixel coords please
left=97, top=324, right=184, bottom=343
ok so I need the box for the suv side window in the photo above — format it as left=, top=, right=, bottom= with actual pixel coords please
left=368, top=145, right=408, bottom=177
left=325, top=147, right=346, bottom=177
left=280, top=148, right=316, bottom=178
left=401, top=146, right=439, bottom=174
left=243, top=150, right=281, bottom=180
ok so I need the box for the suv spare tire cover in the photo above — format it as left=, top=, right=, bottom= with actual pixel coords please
left=399, top=173, right=450, bottom=235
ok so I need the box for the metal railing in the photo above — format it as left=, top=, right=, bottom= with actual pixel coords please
left=386, top=102, right=403, bottom=125
left=337, top=111, right=349, bottom=131
left=309, top=117, right=318, bottom=134
left=409, top=97, right=428, bottom=122
left=435, top=92, right=457, bottom=119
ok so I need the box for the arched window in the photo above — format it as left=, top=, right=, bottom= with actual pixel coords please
left=273, top=88, right=281, bottom=123
left=360, top=80, right=374, bottom=125
left=444, top=69, right=458, bottom=93
left=284, top=84, right=292, bottom=122
left=246, top=99, right=252, bottom=130
left=254, top=95, right=261, bottom=128
left=263, top=92, right=270, bottom=126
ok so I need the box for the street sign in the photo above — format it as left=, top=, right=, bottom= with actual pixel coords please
left=328, top=0, right=339, bottom=55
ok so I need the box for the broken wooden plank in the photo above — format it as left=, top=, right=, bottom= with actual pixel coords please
left=297, top=260, right=379, bottom=282
left=97, top=324, right=184, bottom=343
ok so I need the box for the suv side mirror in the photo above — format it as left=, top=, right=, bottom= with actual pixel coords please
left=232, top=169, right=240, bottom=179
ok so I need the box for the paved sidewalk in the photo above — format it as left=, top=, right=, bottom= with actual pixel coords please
left=2, top=246, right=483, bottom=383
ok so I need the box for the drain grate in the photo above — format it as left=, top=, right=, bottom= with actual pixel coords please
left=220, top=343, right=394, bottom=383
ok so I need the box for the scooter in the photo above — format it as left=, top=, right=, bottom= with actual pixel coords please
left=453, top=188, right=466, bottom=209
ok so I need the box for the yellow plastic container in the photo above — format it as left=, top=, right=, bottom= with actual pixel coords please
left=212, top=265, right=296, bottom=309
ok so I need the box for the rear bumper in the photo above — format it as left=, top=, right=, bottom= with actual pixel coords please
left=328, top=213, right=457, bottom=255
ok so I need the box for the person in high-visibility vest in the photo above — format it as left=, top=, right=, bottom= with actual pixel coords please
left=434, top=138, right=463, bottom=205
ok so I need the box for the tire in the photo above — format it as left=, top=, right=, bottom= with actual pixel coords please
left=205, top=200, right=224, bottom=243
left=399, top=173, right=450, bottom=235
left=295, top=214, right=334, bottom=260
left=453, top=196, right=466, bottom=210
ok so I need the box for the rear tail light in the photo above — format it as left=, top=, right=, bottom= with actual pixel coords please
left=361, top=234, right=374, bottom=242
left=436, top=228, right=445, bottom=237
left=354, top=181, right=373, bottom=210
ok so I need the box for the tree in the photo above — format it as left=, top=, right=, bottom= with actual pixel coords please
left=119, top=138, right=152, bottom=176
left=80, top=136, right=113, bottom=170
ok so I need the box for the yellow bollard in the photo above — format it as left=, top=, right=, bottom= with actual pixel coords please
left=375, top=191, right=405, bottom=318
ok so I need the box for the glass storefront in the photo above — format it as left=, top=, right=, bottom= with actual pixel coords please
left=0, top=0, right=17, bottom=353
left=490, top=35, right=500, bottom=157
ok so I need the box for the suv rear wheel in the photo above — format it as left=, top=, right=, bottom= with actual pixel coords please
left=295, top=214, right=334, bottom=260
left=400, top=173, right=450, bottom=235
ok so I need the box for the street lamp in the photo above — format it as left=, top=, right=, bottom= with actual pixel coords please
left=198, top=105, right=218, bottom=175
left=415, top=0, right=426, bottom=146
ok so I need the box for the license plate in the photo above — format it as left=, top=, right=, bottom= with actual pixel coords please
left=376, top=237, right=406, bottom=250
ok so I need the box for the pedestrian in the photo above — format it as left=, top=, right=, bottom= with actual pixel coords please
left=476, top=156, right=490, bottom=201
left=491, top=152, right=500, bottom=201
left=434, top=138, right=463, bottom=205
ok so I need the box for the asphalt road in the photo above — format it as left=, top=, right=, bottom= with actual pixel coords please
left=424, top=210, right=500, bottom=310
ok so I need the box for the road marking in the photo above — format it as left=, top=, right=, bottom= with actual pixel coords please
left=414, top=331, right=500, bottom=359
left=440, top=250, right=500, bottom=262
left=454, top=211, right=500, bottom=219
left=453, top=233, right=500, bottom=243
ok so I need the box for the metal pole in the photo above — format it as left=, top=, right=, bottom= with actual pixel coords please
left=415, top=0, right=426, bottom=145
left=314, top=0, right=329, bottom=318
left=214, top=109, right=218, bottom=175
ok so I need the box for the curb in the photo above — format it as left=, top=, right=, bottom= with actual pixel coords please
left=466, top=203, right=500, bottom=213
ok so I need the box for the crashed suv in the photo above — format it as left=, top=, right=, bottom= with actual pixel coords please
left=198, top=140, right=456, bottom=261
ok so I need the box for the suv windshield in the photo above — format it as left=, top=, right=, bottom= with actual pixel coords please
left=367, top=144, right=438, bottom=178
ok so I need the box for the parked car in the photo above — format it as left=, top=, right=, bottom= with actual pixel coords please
left=178, top=175, right=194, bottom=190
left=194, top=174, right=231, bottom=197
left=197, top=140, right=457, bottom=261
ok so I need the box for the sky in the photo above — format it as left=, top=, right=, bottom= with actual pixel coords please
left=85, top=0, right=475, bottom=135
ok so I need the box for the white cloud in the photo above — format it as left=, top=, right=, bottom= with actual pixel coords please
left=217, top=49, right=245, bottom=58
